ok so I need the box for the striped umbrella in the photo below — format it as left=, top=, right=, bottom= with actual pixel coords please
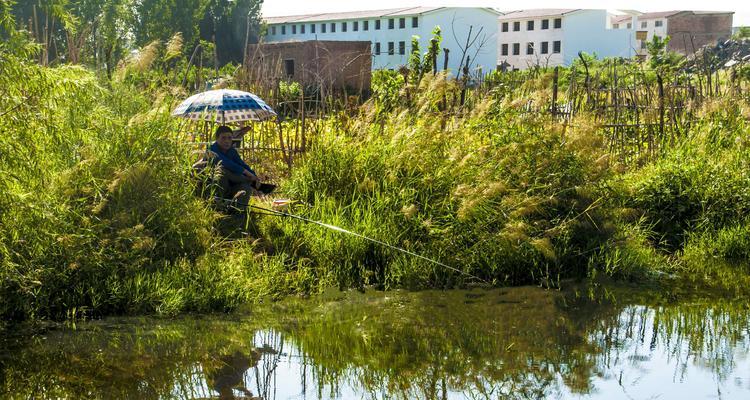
left=172, top=89, right=276, bottom=123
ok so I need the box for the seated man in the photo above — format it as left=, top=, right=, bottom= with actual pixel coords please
left=209, top=125, right=260, bottom=207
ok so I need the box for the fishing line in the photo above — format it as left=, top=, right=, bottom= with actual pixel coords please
left=217, top=197, right=486, bottom=283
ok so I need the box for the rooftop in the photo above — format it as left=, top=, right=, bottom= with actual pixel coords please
left=264, top=7, right=500, bottom=24
left=497, top=9, right=579, bottom=21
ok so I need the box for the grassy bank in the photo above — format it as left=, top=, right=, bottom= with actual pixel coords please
left=2, top=39, right=750, bottom=323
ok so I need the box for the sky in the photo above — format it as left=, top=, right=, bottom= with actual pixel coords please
left=261, top=0, right=750, bottom=26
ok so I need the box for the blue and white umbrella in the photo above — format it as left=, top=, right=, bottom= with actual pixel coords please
left=172, top=89, right=276, bottom=123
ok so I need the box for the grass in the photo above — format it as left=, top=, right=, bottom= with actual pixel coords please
left=2, top=40, right=750, bottom=323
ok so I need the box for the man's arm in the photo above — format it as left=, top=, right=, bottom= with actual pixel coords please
left=209, top=143, right=247, bottom=175
left=229, top=148, right=256, bottom=176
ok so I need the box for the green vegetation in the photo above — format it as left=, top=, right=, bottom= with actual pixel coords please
left=2, top=8, right=750, bottom=323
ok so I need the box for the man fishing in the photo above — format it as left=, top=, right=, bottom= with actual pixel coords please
left=207, top=125, right=260, bottom=206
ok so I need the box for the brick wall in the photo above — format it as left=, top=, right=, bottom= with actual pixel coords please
left=245, top=41, right=372, bottom=93
left=667, top=13, right=733, bottom=54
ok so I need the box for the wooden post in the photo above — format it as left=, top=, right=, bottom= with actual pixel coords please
left=551, top=66, right=559, bottom=117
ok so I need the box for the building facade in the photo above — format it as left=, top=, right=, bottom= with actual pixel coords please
left=497, top=9, right=634, bottom=70
left=263, top=7, right=500, bottom=75
left=611, top=11, right=734, bottom=56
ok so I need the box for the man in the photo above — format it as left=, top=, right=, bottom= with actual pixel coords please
left=209, top=125, right=259, bottom=207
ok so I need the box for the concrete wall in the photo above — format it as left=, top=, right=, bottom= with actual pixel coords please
left=245, top=41, right=372, bottom=92
left=263, top=8, right=499, bottom=75
left=563, top=10, right=634, bottom=64
left=422, top=8, right=498, bottom=74
left=667, top=13, right=733, bottom=54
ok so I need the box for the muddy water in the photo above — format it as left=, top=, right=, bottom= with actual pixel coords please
left=1, top=285, right=749, bottom=399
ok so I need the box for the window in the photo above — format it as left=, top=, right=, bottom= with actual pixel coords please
left=388, top=18, right=394, bottom=29
left=541, top=41, right=548, bottom=54
left=541, top=19, right=549, bottom=29
left=554, top=18, right=561, bottom=28
left=399, top=41, right=405, bottom=55
left=399, top=17, right=405, bottom=29
left=513, top=21, right=520, bottom=31
left=512, top=43, right=520, bottom=55
left=553, top=40, right=561, bottom=53
left=527, top=20, right=534, bottom=30
left=281, top=25, right=286, bottom=34
left=321, top=23, right=326, bottom=33
left=655, top=20, right=663, bottom=27
left=284, top=59, right=294, bottom=77
left=412, top=17, right=418, bottom=28
left=640, top=40, right=647, bottom=49
left=353, top=21, right=358, bottom=31
left=331, top=23, right=336, bottom=32
left=613, top=23, right=619, bottom=29
left=342, top=22, right=347, bottom=32
left=527, top=42, right=534, bottom=55
left=502, top=22, right=508, bottom=32
left=301, top=24, right=305, bottom=34
left=292, top=25, right=296, bottom=34
left=388, top=42, right=394, bottom=55
left=375, top=20, right=381, bottom=30
left=627, top=22, right=632, bottom=29
left=641, top=21, right=647, bottom=28
left=271, top=26, right=276, bottom=35
left=364, top=20, right=369, bottom=30
left=501, top=43, right=508, bottom=56
left=375, top=42, right=381, bottom=55
left=311, top=24, right=315, bottom=33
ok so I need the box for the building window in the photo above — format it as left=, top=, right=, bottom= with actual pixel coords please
left=627, top=22, right=632, bottom=29
left=331, top=23, right=336, bottom=32
left=640, top=40, right=647, bottom=49
left=502, top=22, right=508, bottom=32
left=271, top=26, right=276, bottom=35
left=375, top=20, right=381, bottom=30
left=527, top=21, right=534, bottom=31
left=281, top=25, right=286, bottom=34
left=613, top=23, right=619, bottom=29
left=541, top=41, right=548, bottom=54
left=364, top=20, right=369, bottom=30
left=388, top=41, right=394, bottom=55
left=342, top=22, right=347, bottom=32
left=353, top=21, right=358, bottom=31
left=641, top=21, right=647, bottom=28
left=311, top=24, right=315, bottom=33
left=412, top=17, right=418, bottom=28
left=554, top=18, right=561, bottom=28
left=375, top=42, right=381, bottom=55
left=388, top=18, right=394, bottom=29
left=527, top=42, right=534, bottom=55
left=513, top=21, right=520, bottom=31
left=399, top=41, right=405, bottom=55
left=501, top=43, right=508, bottom=56
left=292, top=25, right=296, bottom=34
left=655, top=20, right=663, bottom=27
left=512, top=43, right=520, bottom=55
left=284, top=59, right=294, bottom=77
left=321, top=23, right=326, bottom=33
left=541, top=19, right=549, bottom=29
left=301, top=24, right=305, bottom=34
left=553, top=40, right=561, bottom=53
left=399, top=17, right=405, bottom=29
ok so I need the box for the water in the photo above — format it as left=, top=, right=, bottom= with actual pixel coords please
left=1, top=285, right=749, bottom=399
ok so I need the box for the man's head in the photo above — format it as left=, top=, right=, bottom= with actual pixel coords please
left=215, top=125, right=233, bottom=152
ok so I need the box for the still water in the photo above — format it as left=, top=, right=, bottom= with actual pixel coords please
left=1, top=285, right=749, bottom=399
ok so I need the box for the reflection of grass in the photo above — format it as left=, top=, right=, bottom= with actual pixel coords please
left=1, top=287, right=749, bottom=399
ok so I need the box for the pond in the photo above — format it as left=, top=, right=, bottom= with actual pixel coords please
left=1, top=284, right=749, bottom=399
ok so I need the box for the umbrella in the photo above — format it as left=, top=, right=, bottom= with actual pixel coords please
left=172, top=89, right=276, bottom=123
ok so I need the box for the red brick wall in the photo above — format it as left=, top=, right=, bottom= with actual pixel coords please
left=667, top=13, right=733, bottom=54
left=245, top=41, right=371, bottom=93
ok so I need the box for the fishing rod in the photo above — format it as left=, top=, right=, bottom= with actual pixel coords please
left=216, top=197, right=487, bottom=283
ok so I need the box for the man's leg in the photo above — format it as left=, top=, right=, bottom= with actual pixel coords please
left=221, top=168, right=255, bottom=206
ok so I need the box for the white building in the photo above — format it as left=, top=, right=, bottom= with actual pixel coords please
left=497, top=9, right=635, bottom=70
left=263, top=7, right=500, bottom=75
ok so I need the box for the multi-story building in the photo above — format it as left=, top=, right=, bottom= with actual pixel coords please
left=611, top=11, right=734, bottom=56
left=263, top=7, right=500, bottom=75
left=497, top=9, right=634, bottom=70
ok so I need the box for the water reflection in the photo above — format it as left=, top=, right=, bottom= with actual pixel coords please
left=1, top=286, right=749, bottom=399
